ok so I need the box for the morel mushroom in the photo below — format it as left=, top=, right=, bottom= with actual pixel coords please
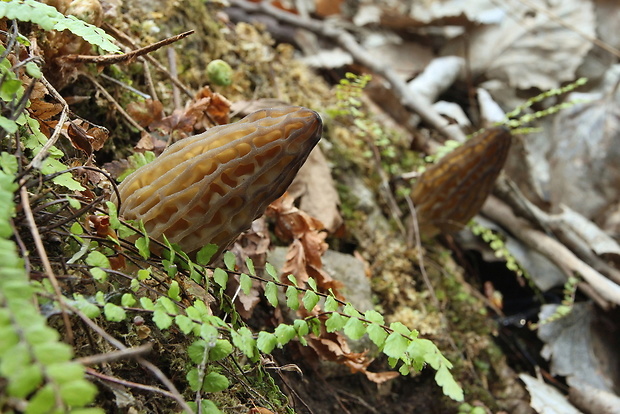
left=112, top=106, right=322, bottom=260
left=411, top=127, right=512, bottom=236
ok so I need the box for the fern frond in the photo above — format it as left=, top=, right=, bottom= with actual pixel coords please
left=0, top=0, right=119, bottom=53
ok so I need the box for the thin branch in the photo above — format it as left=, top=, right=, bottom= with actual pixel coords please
left=482, top=196, right=620, bottom=308
left=19, top=185, right=74, bottom=345
left=142, top=58, right=159, bottom=102
left=82, top=73, right=150, bottom=136
left=62, top=30, right=195, bottom=65
left=103, top=23, right=194, bottom=98
left=228, top=0, right=466, bottom=142
left=76, top=343, right=153, bottom=365
left=99, top=73, right=151, bottom=99
left=494, top=177, right=620, bottom=285
left=85, top=367, right=180, bottom=400
left=67, top=304, right=194, bottom=413
left=167, top=47, right=182, bottom=110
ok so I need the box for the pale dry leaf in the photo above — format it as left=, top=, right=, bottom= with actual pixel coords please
left=288, top=147, right=343, bottom=233
left=539, top=303, right=617, bottom=393
left=371, top=0, right=501, bottom=30
left=594, top=0, right=620, bottom=51
left=547, top=72, right=620, bottom=220
left=476, top=87, right=506, bottom=125
left=408, top=0, right=504, bottom=24
left=282, top=239, right=310, bottom=285
left=519, top=373, right=583, bottom=414
left=447, top=0, right=595, bottom=90
left=555, top=206, right=620, bottom=256
left=230, top=99, right=290, bottom=117
left=433, top=101, right=471, bottom=127
left=568, top=377, right=620, bottom=414
left=365, top=41, right=434, bottom=80
left=407, top=56, right=464, bottom=103
left=353, top=4, right=381, bottom=26
left=300, top=48, right=353, bottom=69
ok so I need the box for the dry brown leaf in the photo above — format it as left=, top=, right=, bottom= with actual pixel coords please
left=193, top=86, right=231, bottom=126
left=230, top=216, right=271, bottom=319
left=282, top=239, right=309, bottom=282
left=150, top=108, right=195, bottom=139
left=228, top=274, right=261, bottom=319
left=234, top=217, right=271, bottom=259
left=67, top=122, right=93, bottom=155
left=315, top=0, right=343, bottom=17
left=364, top=370, right=400, bottom=384
left=307, top=331, right=397, bottom=384
left=268, top=194, right=343, bottom=296
left=102, top=159, right=130, bottom=180
left=248, top=408, right=275, bottom=414
left=27, top=98, right=63, bottom=137
left=133, top=131, right=167, bottom=154
left=29, top=100, right=63, bottom=122
left=126, top=99, right=164, bottom=127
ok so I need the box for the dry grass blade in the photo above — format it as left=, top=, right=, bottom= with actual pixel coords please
left=411, top=127, right=512, bottom=236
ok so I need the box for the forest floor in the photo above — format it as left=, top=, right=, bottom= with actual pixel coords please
left=2, top=0, right=620, bottom=413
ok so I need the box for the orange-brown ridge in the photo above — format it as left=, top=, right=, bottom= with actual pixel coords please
left=112, top=106, right=322, bottom=260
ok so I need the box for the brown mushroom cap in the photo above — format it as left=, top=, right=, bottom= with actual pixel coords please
left=411, top=127, right=512, bottom=236
left=112, top=106, right=322, bottom=260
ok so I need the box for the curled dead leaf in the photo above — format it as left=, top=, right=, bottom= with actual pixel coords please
left=268, top=194, right=343, bottom=296
left=126, top=99, right=164, bottom=128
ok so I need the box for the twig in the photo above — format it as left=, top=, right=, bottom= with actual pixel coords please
left=369, top=142, right=406, bottom=236
left=406, top=194, right=480, bottom=382
left=167, top=47, right=182, bottom=110
left=82, top=73, right=150, bottom=137
left=495, top=177, right=620, bottom=285
left=481, top=196, right=620, bottom=308
left=67, top=304, right=194, bottom=413
left=19, top=185, right=74, bottom=345
left=62, top=30, right=195, bottom=65
left=99, top=73, right=151, bottom=99
left=76, top=343, right=153, bottom=365
left=228, top=0, right=466, bottom=142
left=142, top=59, right=159, bottom=102
left=103, top=23, right=194, bottom=99
left=85, top=367, right=180, bottom=400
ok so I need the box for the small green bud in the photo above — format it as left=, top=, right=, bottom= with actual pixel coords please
left=206, top=59, right=233, bottom=86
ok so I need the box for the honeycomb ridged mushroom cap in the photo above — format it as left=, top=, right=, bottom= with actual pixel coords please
left=411, top=127, right=512, bottom=236
left=111, top=106, right=322, bottom=260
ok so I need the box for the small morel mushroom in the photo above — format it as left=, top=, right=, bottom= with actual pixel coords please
left=112, top=106, right=322, bottom=260
left=411, top=127, right=512, bottom=236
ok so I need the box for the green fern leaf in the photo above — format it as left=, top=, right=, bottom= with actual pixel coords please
left=0, top=0, right=120, bottom=53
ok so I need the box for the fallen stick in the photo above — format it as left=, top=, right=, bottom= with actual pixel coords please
left=482, top=196, right=620, bottom=308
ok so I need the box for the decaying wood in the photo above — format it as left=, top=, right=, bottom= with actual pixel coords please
left=482, top=196, right=620, bottom=309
